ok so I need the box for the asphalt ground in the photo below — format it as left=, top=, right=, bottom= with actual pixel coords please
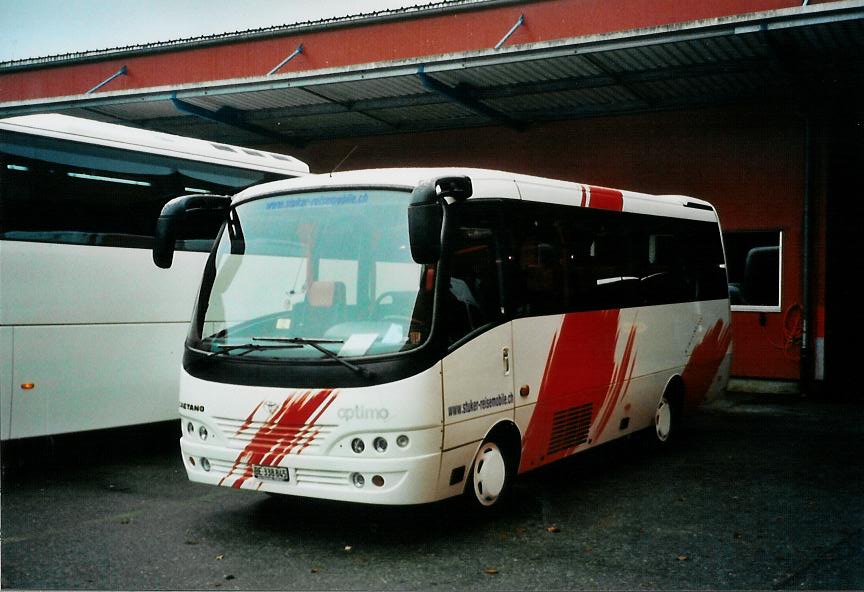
left=1, top=392, right=862, bottom=591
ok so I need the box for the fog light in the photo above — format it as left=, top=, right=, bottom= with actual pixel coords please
left=372, top=475, right=385, bottom=487
left=396, top=434, right=410, bottom=448
left=189, top=456, right=196, bottom=466
left=373, top=437, right=388, bottom=453
left=186, top=421, right=194, bottom=434
left=351, top=438, right=365, bottom=453
left=200, top=457, right=211, bottom=472
left=351, top=472, right=365, bottom=488
left=199, top=425, right=208, bottom=440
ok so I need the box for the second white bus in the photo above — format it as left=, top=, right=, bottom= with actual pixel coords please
left=0, top=114, right=308, bottom=440
left=154, top=168, right=731, bottom=508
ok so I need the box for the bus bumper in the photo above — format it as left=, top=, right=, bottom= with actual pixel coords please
left=179, top=437, right=447, bottom=505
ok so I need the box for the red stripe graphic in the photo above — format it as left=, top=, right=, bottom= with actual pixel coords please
left=520, top=310, right=638, bottom=472
left=681, top=319, right=732, bottom=406
left=591, top=323, right=639, bottom=441
left=219, top=389, right=338, bottom=489
left=233, top=401, right=264, bottom=437
left=587, top=186, right=624, bottom=212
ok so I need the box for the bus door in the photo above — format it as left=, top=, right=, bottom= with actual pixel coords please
left=440, top=203, right=514, bottom=451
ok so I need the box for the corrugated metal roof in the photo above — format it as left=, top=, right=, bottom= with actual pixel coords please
left=308, top=76, right=428, bottom=103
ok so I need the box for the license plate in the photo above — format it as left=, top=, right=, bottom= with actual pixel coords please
left=253, top=465, right=289, bottom=482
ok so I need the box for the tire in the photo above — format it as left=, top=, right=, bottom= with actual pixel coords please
left=465, top=439, right=511, bottom=509
left=653, top=392, right=678, bottom=444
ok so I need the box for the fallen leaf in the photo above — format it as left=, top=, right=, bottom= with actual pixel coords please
left=185, top=540, right=199, bottom=546
left=343, top=545, right=353, bottom=552
left=482, top=567, right=499, bottom=575
left=224, top=575, right=235, bottom=581
left=215, top=554, right=224, bottom=561
left=310, top=567, right=320, bottom=574
left=546, top=525, right=561, bottom=533
left=676, top=554, right=688, bottom=561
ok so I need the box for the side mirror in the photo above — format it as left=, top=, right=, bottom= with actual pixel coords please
left=153, top=194, right=231, bottom=268
left=408, top=203, right=444, bottom=264
left=407, top=176, right=472, bottom=264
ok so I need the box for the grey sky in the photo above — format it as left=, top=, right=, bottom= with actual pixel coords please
left=0, top=0, right=417, bottom=62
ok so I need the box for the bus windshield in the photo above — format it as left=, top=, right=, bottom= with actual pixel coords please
left=191, top=189, right=433, bottom=360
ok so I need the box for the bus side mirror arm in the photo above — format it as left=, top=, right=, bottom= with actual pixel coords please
left=153, top=194, right=231, bottom=269
left=408, top=176, right=472, bottom=264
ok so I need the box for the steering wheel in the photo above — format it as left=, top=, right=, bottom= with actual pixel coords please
left=374, top=292, right=400, bottom=307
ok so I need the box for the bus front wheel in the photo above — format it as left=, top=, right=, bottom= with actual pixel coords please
left=655, top=395, right=673, bottom=442
left=653, top=388, right=683, bottom=445
left=466, top=440, right=510, bottom=509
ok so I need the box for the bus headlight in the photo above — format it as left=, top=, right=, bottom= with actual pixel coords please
left=351, top=438, right=365, bottom=454
left=199, top=425, right=208, bottom=441
left=200, top=457, right=211, bottom=472
left=351, top=472, right=365, bottom=488
left=186, top=421, right=194, bottom=435
left=396, top=435, right=410, bottom=448
left=373, top=437, right=388, bottom=453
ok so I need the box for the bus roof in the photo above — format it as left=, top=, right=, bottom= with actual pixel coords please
left=233, top=167, right=718, bottom=222
left=0, top=113, right=309, bottom=176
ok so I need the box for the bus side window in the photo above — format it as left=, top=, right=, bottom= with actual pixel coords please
left=642, top=232, right=694, bottom=305
left=512, top=212, right=567, bottom=316
left=444, top=208, right=504, bottom=346
left=640, top=219, right=728, bottom=305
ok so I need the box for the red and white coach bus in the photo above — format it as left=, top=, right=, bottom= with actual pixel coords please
left=154, top=168, right=732, bottom=508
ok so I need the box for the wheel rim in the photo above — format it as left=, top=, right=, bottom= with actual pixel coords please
left=655, top=396, right=672, bottom=442
left=472, top=442, right=507, bottom=507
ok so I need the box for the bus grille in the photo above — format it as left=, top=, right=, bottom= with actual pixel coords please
left=548, top=403, right=593, bottom=455
left=214, top=417, right=334, bottom=451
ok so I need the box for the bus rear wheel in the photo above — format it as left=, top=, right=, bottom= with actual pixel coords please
left=466, top=440, right=510, bottom=509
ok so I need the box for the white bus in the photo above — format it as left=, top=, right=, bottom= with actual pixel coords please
left=0, top=114, right=309, bottom=441
left=154, top=168, right=731, bottom=508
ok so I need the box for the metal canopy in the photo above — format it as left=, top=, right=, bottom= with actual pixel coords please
left=2, top=2, right=862, bottom=148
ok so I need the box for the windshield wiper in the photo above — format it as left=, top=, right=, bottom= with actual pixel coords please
left=253, top=337, right=374, bottom=378
left=207, top=342, right=303, bottom=358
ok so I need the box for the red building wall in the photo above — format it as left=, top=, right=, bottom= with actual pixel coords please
left=0, top=0, right=842, bottom=103
left=282, top=104, right=813, bottom=380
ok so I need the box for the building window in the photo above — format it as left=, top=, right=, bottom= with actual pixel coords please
left=723, top=230, right=782, bottom=311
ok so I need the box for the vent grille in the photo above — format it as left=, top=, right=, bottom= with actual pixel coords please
left=548, top=403, right=593, bottom=455
left=295, top=468, right=350, bottom=486
left=214, top=417, right=334, bottom=452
